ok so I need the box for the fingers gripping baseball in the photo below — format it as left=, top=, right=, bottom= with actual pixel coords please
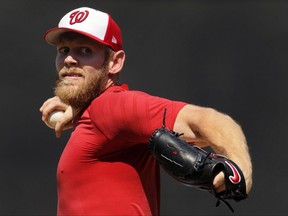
left=39, top=96, right=74, bottom=137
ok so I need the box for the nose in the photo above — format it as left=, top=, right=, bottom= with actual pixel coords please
left=64, top=55, right=78, bottom=66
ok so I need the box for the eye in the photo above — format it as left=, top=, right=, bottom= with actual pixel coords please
left=58, top=47, right=69, bottom=54
left=80, top=47, right=92, bottom=54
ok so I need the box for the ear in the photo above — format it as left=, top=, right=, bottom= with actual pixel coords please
left=108, top=50, right=125, bottom=74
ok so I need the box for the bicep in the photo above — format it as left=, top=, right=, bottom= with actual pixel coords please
left=174, top=103, right=248, bottom=155
left=173, top=104, right=210, bottom=147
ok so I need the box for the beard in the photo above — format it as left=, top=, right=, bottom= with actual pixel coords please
left=54, top=66, right=109, bottom=111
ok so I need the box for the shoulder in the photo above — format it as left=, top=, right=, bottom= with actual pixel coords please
left=91, top=85, right=162, bottom=108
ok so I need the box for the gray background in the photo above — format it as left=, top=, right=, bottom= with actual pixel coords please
left=0, top=0, right=287, bottom=215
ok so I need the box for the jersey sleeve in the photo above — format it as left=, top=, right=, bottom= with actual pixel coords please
left=88, top=90, right=187, bottom=144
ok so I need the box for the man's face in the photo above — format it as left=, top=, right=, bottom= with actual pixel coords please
left=54, top=33, right=110, bottom=110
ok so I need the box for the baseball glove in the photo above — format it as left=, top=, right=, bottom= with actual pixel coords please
left=148, top=109, right=247, bottom=212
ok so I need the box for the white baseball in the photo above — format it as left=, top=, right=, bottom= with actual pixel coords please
left=47, top=110, right=65, bottom=129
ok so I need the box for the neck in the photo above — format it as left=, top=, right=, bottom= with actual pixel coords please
left=105, top=79, right=116, bottom=89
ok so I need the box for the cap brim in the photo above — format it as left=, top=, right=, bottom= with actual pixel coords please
left=44, top=27, right=110, bottom=47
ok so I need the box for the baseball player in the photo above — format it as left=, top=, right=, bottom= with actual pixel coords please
left=39, top=7, right=252, bottom=216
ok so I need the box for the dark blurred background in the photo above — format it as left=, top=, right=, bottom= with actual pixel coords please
left=0, top=0, right=287, bottom=215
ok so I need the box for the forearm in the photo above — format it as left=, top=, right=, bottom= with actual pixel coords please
left=193, top=108, right=253, bottom=192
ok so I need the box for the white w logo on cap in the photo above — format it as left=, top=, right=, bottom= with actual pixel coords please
left=69, top=10, right=89, bottom=25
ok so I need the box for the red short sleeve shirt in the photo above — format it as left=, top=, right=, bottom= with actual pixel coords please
left=57, top=84, right=187, bottom=216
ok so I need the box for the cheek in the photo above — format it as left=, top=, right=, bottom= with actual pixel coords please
left=83, top=67, right=100, bottom=79
left=82, top=57, right=105, bottom=69
left=55, top=56, right=62, bottom=71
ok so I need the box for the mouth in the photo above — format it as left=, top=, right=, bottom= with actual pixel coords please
left=57, top=71, right=84, bottom=87
left=61, top=72, right=83, bottom=80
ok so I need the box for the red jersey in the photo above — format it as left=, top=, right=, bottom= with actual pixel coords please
left=57, top=84, right=186, bottom=216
